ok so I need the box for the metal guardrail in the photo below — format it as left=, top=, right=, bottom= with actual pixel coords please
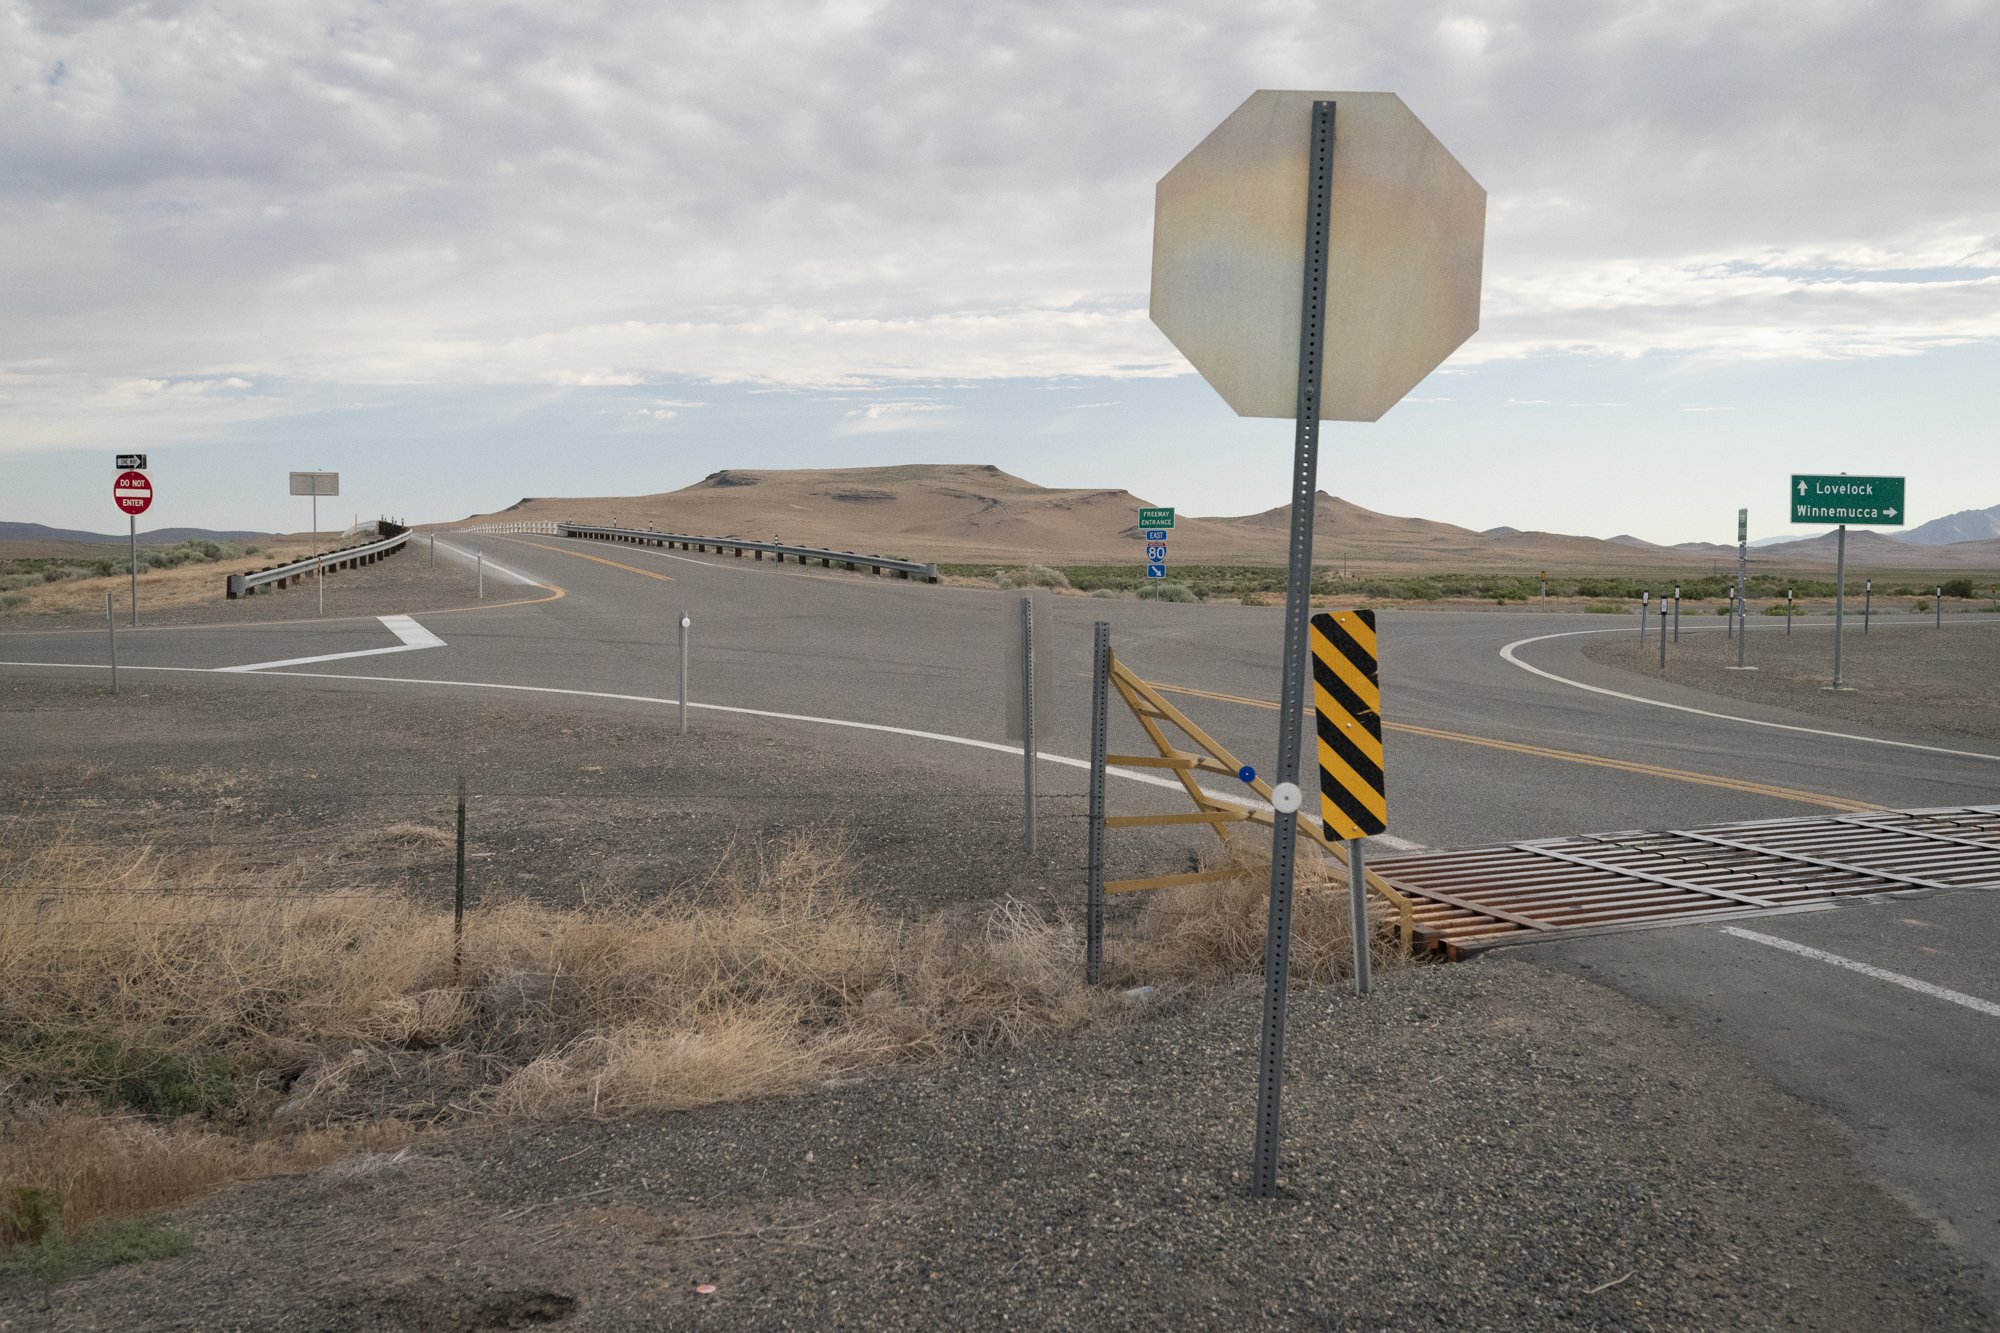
left=557, top=522, right=940, bottom=583
left=225, top=531, right=410, bottom=599
left=457, top=521, right=559, bottom=535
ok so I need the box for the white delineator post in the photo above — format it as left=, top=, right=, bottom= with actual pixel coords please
left=678, top=613, right=690, bottom=735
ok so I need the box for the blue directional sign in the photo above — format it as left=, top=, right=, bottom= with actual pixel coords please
left=1144, top=528, right=1168, bottom=542
left=1146, top=562, right=1166, bottom=579
left=1146, top=542, right=1167, bottom=561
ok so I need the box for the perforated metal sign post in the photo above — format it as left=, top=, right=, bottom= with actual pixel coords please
left=1153, top=89, right=1482, bottom=1202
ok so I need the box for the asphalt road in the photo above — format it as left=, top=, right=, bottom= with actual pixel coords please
left=6, top=534, right=1996, bottom=850
left=1533, top=890, right=2000, bottom=1310
left=5, top=532, right=1999, bottom=1303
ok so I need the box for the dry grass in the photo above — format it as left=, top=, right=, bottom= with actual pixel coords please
left=0, top=539, right=318, bottom=619
left=0, top=827, right=1395, bottom=1253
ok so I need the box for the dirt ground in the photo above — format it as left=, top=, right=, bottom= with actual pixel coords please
left=2, top=670, right=1994, bottom=1327
left=1581, top=616, right=2000, bottom=746
left=0, top=963, right=1986, bottom=1331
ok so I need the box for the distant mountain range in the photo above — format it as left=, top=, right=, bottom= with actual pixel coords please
left=444, top=464, right=2000, bottom=572
left=1894, top=504, right=2000, bottom=545
left=0, top=521, right=271, bottom=545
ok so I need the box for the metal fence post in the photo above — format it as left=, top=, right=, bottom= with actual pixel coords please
left=1348, top=838, right=1370, bottom=998
left=1021, top=596, right=1037, bottom=854
left=454, top=776, right=467, bottom=978
left=1086, top=621, right=1109, bottom=985
left=679, top=614, right=690, bottom=735
left=106, top=592, right=119, bottom=696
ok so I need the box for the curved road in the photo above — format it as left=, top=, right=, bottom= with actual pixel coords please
left=6, top=534, right=2000, bottom=1303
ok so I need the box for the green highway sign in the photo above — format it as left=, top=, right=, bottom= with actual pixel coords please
left=1138, top=507, right=1175, bottom=528
left=1791, top=474, right=1905, bottom=526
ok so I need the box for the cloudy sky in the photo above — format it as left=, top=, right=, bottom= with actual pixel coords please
left=5, top=0, right=1997, bottom=543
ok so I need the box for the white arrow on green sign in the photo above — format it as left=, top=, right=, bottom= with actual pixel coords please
left=1791, top=474, right=1905, bottom=526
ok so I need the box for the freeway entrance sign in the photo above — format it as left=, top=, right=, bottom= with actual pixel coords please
left=1791, top=474, right=1905, bottom=526
left=1138, top=507, right=1175, bottom=528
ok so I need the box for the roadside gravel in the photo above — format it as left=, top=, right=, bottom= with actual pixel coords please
left=1580, top=617, right=2000, bottom=746
left=2, top=958, right=1986, bottom=1330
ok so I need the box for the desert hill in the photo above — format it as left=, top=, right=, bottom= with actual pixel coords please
left=444, top=464, right=2000, bottom=573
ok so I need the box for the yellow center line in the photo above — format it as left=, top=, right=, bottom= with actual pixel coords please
left=1145, top=680, right=1884, bottom=813
left=495, top=536, right=675, bottom=583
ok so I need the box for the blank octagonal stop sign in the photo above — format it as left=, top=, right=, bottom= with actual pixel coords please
left=1150, top=90, right=1485, bottom=422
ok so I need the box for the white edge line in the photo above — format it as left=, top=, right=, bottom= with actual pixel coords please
left=1499, top=628, right=2000, bottom=764
left=1719, top=925, right=2000, bottom=1018
left=0, top=657, right=1422, bottom=849
left=430, top=539, right=539, bottom=586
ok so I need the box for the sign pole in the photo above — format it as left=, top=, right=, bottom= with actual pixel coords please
left=1252, top=98, right=1336, bottom=1204
left=1086, top=621, right=1110, bottom=985
left=128, top=514, right=137, bottom=626
left=1735, top=509, right=1748, bottom=669
left=1833, top=524, right=1847, bottom=687
left=1021, top=596, right=1037, bottom=854
left=1348, top=837, right=1370, bottom=997
left=106, top=592, right=118, bottom=695
left=313, top=493, right=323, bottom=617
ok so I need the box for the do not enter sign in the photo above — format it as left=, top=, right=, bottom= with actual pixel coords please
left=114, top=470, right=153, bottom=515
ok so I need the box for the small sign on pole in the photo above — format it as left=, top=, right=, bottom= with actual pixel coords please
left=115, top=453, right=148, bottom=470
left=1790, top=473, right=1904, bottom=687
left=290, top=472, right=340, bottom=617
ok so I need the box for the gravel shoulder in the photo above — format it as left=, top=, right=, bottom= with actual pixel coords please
left=1580, top=617, right=2000, bottom=747
left=2, top=960, right=1987, bottom=1330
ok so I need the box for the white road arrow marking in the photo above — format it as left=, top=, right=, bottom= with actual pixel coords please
left=215, top=615, right=446, bottom=672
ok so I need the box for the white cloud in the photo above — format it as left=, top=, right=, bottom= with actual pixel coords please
left=2, top=0, right=1997, bottom=454
left=833, top=400, right=959, bottom=435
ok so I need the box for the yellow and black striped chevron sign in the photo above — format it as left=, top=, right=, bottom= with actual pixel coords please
left=1310, top=610, right=1386, bottom=840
